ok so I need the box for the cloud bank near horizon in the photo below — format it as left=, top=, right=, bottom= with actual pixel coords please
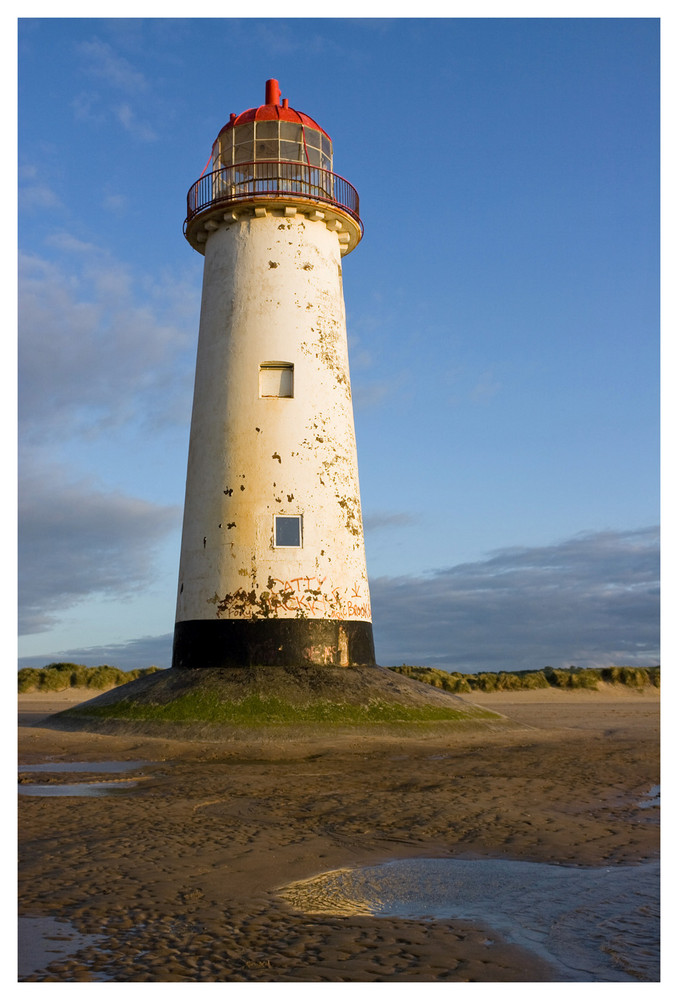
left=18, top=526, right=659, bottom=674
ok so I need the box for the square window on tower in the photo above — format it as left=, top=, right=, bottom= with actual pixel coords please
left=260, top=362, right=294, bottom=398
left=275, top=515, right=302, bottom=548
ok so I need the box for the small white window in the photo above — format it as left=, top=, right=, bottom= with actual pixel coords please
left=275, top=515, right=302, bottom=547
left=260, top=362, right=294, bottom=398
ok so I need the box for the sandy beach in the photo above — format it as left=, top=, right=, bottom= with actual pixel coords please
left=18, top=684, right=659, bottom=982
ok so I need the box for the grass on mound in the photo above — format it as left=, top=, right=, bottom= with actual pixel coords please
left=62, top=691, right=498, bottom=726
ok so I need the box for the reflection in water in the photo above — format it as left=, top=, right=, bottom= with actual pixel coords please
left=18, top=916, right=103, bottom=978
left=638, top=785, right=660, bottom=809
left=18, top=760, right=156, bottom=796
left=19, top=760, right=152, bottom=774
left=18, top=780, right=142, bottom=797
left=281, top=857, right=659, bottom=982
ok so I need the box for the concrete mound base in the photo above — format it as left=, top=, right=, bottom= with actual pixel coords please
left=44, top=665, right=512, bottom=742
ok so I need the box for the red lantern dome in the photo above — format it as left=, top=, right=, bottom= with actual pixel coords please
left=212, top=79, right=333, bottom=173
left=216, top=79, right=331, bottom=144
left=184, top=79, right=361, bottom=255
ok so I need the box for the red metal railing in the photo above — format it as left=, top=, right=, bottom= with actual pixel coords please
left=184, top=161, right=361, bottom=232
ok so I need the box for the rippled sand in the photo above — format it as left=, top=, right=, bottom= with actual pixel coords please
left=18, top=686, right=659, bottom=982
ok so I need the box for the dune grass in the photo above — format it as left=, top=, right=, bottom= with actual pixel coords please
left=18, top=663, right=161, bottom=694
left=389, top=664, right=660, bottom=693
left=19, top=662, right=659, bottom=698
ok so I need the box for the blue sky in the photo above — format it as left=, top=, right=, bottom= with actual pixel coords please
left=17, top=15, right=660, bottom=672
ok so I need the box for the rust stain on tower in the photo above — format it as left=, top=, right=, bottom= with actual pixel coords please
left=172, top=80, right=375, bottom=669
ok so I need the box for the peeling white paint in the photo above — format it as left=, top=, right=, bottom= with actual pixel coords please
left=175, top=208, right=371, bottom=625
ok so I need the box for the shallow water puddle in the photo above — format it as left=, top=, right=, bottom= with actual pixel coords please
left=638, top=784, right=660, bottom=809
left=18, top=780, right=142, bottom=796
left=19, top=760, right=151, bottom=774
left=280, top=857, right=659, bottom=982
left=19, top=760, right=159, bottom=798
left=18, top=760, right=154, bottom=796
left=18, top=916, right=104, bottom=978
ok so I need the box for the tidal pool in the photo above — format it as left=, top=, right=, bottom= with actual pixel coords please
left=18, top=760, right=156, bottom=796
left=18, top=916, right=104, bottom=979
left=18, top=780, right=142, bottom=797
left=638, top=785, right=660, bottom=809
left=281, top=857, right=659, bottom=982
left=18, top=760, right=151, bottom=774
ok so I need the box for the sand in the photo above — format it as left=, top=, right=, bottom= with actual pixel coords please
left=18, top=684, right=659, bottom=982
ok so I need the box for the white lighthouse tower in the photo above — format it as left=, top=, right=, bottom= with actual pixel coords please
left=172, top=79, right=375, bottom=670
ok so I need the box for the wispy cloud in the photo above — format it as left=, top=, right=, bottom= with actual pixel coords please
left=114, top=103, right=158, bottom=141
left=18, top=458, right=180, bottom=635
left=18, top=527, right=659, bottom=673
left=19, top=249, right=198, bottom=443
left=371, top=527, right=660, bottom=671
left=19, top=634, right=174, bottom=672
left=102, top=193, right=129, bottom=214
left=18, top=245, right=200, bottom=640
left=74, top=38, right=157, bottom=141
left=19, top=164, right=63, bottom=212
left=364, top=511, right=418, bottom=531
left=469, top=369, right=502, bottom=402
left=77, top=38, right=148, bottom=93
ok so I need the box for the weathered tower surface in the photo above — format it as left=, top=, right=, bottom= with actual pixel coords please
left=172, top=79, right=375, bottom=669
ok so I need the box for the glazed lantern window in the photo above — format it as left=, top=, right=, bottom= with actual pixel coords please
left=215, top=121, right=333, bottom=172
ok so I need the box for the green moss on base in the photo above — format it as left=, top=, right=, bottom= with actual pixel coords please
left=62, top=691, right=498, bottom=726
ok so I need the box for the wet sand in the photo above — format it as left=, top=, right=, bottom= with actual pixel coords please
left=18, top=685, right=659, bottom=982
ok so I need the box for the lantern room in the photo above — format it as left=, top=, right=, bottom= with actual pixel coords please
left=212, top=79, right=333, bottom=173
left=184, top=79, right=362, bottom=255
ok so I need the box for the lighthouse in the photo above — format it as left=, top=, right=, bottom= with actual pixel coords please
left=172, top=79, right=376, bottom=670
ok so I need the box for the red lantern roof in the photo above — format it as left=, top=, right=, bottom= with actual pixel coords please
left=216, top=79, right=331, bottom=142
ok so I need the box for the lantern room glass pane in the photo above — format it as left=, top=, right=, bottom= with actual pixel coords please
left=233, top=142, right=254, bottom=165
left=280, top=140, right=303, bottom=162
left=256, top=120, right=279, bottom=139
left=234, top=123, right=254, bottom=144
left=280, top=122, right=303, bottom=142
left=255, top=139, right=279, bottom=159
left=321, top=134, right=332, bottom=156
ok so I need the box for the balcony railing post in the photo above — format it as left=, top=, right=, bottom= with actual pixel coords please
left=185, top=162, right=361, bottom=233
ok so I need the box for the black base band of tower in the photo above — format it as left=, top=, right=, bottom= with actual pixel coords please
left=171, top=619, right=376, bottom=669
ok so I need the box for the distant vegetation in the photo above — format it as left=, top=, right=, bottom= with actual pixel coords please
left=17, top=663, right=161, bottom=694
left=18, top=662, right=660, bottom=695
left=388, top=664, right=660, bottom=693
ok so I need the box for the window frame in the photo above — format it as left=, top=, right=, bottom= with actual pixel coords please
left=259, top=362, right=294, bottom=399
left=274, top=514, right=303, bottom=548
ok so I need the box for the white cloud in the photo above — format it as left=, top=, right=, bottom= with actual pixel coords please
left=18, top=249, right=198, bottom=444
left=114, top=103, right=158, bottom=142
left=18, top=458, right=180, bottom=636
left=371, top=527, right=660, bottom=671
left=18, top=527, right=660, bottom=674
left=73, top=39, right=157, bottom=141
left=77, top=38, right=148, bottom=93
left=469, top=369, right=502, bottom=402
left=102, top=193, right=129, bottom=214
left=71, top=91, right=105, bottom=125
left=18, top=164, right=63, bottom=212
left=364, top=511, right=418, bottom=531
left=17, top=246, right=199, bottom=638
